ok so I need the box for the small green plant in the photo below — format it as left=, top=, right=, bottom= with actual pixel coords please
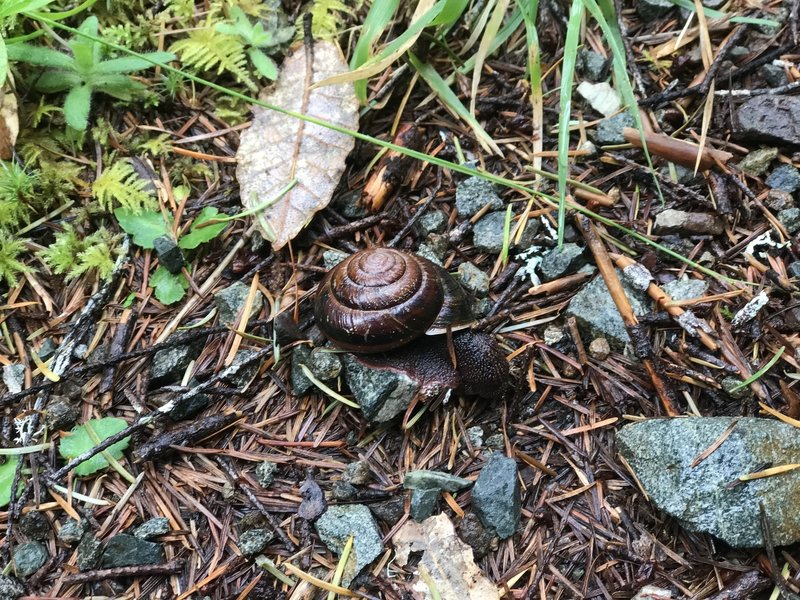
left=6, top=16, right=174, bottom=130
left=0, top=161, right=39, bottom=229
left=215, top=6, right=293, bottom=81
left=0, top=231, right=31, bottom=287
left=92, top=160, right=156, bottom=213
left=59, top=417, right=131, bottom=477
left=40, top=224, right=121, bottom=281
left=0, top=455, right=21, bottom=508
left=171, top=22, right=256, bottom=91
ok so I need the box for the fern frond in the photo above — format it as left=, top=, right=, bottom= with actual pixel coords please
left=41, top=225, right=120, bottom=281
left=92, top=161, right=156, bottom=213
left=0, top=232, right=31, bottom=288
left=171, top=28, right=256, bottom=90
left=40, top=223, right=80, bottom=275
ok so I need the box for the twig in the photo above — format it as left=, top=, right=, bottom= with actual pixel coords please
left=62, top=559, right=185, bottom=585
left=133, top=412, right=242, bottom=462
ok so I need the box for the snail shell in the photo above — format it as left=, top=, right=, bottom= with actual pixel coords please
left=314, top=247, right=474, bottom=353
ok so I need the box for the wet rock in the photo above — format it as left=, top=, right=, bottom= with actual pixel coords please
left=332, top=481, right=358, bottom=500
left=458, top=513, right=495, bottom=559
left=255, top=460, right=277, bottom=488
left=290, top=345, right=314, bottom=395
left=298, top=474, right=327, bottom=520
left=766, top=164, right=800, bottom=193
left=223, top=349, right=263, bottom=390
left=457, top=262, right=489, bottom=297
left=309, top=348, right=342, bottom=381
left=595, top=112, right=636, bottom=145
left=315, top=504, right=383, bottom=586
left=101, top=534, right=163, bottom=568
left=410, top=488, right=440, bottom=521
left=150, top=337, right=204, bottom=387
left=238, top=528, right=273, bottom=556
left=485, top=434, right=504, bottom=451
left=471, top=453, right=520, bottom=539
left=323, top=249, right=348, bottom=270
left=134, top=517, right=170, bottom=540
left=2, top=365, right=24, bottom=394
left=58, top=518, right=88, bottom=545
left=333, top=189, right=367, bottom=220
left=653, top=209, right=723, bottom=236
left=789, top=261, right=800, bottom=279
left=163, top=384, right=210, bottom=421
left=616, top=417, right=800, bottom=547
left=566, top=270, right=651, bottom=349
left=76, top=534, right=102, bottom=570
left=778, top=208, right=800, bottom=234
left=215, top=281, right=264, bottom=327
left=341, top=353, right=419, bottom=423
left=660, top=164, right=700, bottom=186
left=0, top=575, right=24, bottom=600
left=721, top=376, right=753, bottom=401
left=588, top=338, right=611, bottom=361
left=343, top=461, right=372, bottom=486
left=455, top=177, right=503, bottom=217
left=473, top=211, right=538, bottom=254
left=153, top=236, right=184, bottom=275
left=539, top=243, right=586, bottom=281
left=12, top=542, right=47, bottom=577
left=734, top=96, right=800, bottom=146
left=37, top=338, right=57, bottom=361
left=416, top=242, right=444, bottom=265
left=663, top=277, right=708, bottom=301
left=737, top=147, right=778, bottom=176
left=417, top=210, right=447, bottom=236
left=467, top=426, right=484, bottom=448
left=637, top=0, right=673, bottom=20
left=766, top=189, right=795, bottom=212
left=369, top=496, right=405, bottom=525
left=577, top=48, right=608, bottom=82
left=632, top=586, right=674, bottom=600
left=761, top=64, right=787, bottom=87
left=543, top=325, right=567, bottom=348
left=404, top=470, right=472, bottom=493
left=44, top=397, right=80, bottom=430
left=473, top=297, right=492, bottom=318
left=19, top=511, right=49, bottom=541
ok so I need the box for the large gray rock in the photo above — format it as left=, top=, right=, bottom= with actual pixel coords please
left=734, top=96, right=800, bottom=146
left=342, top=354, right=419, bottom=423
left=566, top=270, right=651, bottom=349
left=12, top=542, right=47, bottom=577
left=101, top=534, right=163, bottom=568
left=316, top=504, right=383, bottom=587
left=616, top=417, right=800, bottom=547
left=471, top=453, right=520, bottom=539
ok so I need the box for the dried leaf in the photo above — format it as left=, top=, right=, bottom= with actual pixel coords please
left=0, top=77, right=19, bottom=161
left=236, top=41, right=358, bottom=250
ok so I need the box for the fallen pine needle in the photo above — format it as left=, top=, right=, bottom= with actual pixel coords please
left=283, top=562, right=358, bottom=597
left=739, top=463, right=800, bottom=481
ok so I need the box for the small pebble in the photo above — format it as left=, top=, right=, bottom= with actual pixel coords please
left=238, top=528, right=273, bottom=556
left=766, top=189, right=795, bottom=212
left=457, top=262, right=490, bottom=297
left=133, top=517, right=170, bottom=540
left=58, top=518, right=88, bottom=545
left=589, top=338, right=611, bottom=361
left=343, top=461, right=372, bottom=486
left=455, top=177, right=503, bottom=217
left=766, top=164, right=800, bottom=194
left=19, top=511, right=49, bottom=541
left=417, top=210, right=447, bottom=236
left=737, top=147, right=778, bottom=177
left=12, top=542, right=47, bottom=577
left=778, top=208, right=800, bottom=234
left=595, top=112, right=636, bottom=145
left=653, top=209, right=723, bottom=236
left=309, top=348, right=342, bottom=381
left=255, top=461, right=277, bottom=488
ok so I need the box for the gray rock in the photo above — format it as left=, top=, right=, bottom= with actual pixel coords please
left=595, top=112, right=636, bottom=145
left=12, top=542, right=47, bottom=577
left=238, top=528, right=273, bottom=556
left=543, top=325, right=567, bottom=347
left=332, top=481, right=358, bottom=500
left=315, top=504, right=383, bottom=587
left=766, top=164, right=800, bottom=193
left=663, top=277, right=708, bottom=301
left=404, top=470, right=472, bottom=493
left=342, top=354, right=419, bottom=423
left=215, top=281, right=264, bottom=327
left=410, top=488, right=440, bottom=521
left=588, top=338, right=611, bottom=361
left=766, top=189, right=794, bottom=212
left=0, top=575, right=24, bottom=600
left=323, top=249, right=348, bottom=270
left=637, top=0, right=673, bottom=20
left=134, top=517, right=170, bottom=540
left=457, top=262, right=489, bottom=297
left=369, top=497, right=405, bottom=525
left=660, top=164, right=700, bottom=186
left=778, top=208, right=800, bottom=234
left=653, top=209, right=723, bottom=236
left=2, top=365, right=24, bottom=394
left=76, top=534, right=102, bottom=570
left=164, top=383, right=210, bottom=421
left=101, top=534, right=163, bottom=568
left=540, top=243, right=586, bottom=281
left=458, top=513, right=495, bottom=559
left=467, top=426, right=484, bottom=448
left=788, top=261, right=800, bottom=279
left=734, top=96, right=800, bottom=146
left=44, top=397, right=80, bottom=430
left=58, top=518, right=88, bottom=545
left=473, top=211, right=538, bottom=254
left=153, top=236, right=184, bottom=275
left=223, top=349, right=262, bottom=390
left=19, top=511, right=49, bottom=541
left=416, top=243, right=444, bottom=266
left=333, top=189, right=367, bottom=220
left=255, top=461, right=277, bottom=488
left=577, top=48, right=608, bottom=82
left=473, top=297, right=492, bottom=318
left=737, top=147, right=778, bottom=176
left=616, top=417, right=800, bottom=547
left=150, top=337, right=204, bottom=387
left=761, top=64, right=787, bottom=87
left=485, top=433, right=505, bottom=451
left=291, top=345, right=314, bottom=395
left=471, top=453, right=520, bottom=539
left=37, top=338, right=56, bottom=361
left=417, top=210, right=447, bottom=235
left=721, top=376, right=753, bottom=401
left=343, top=461, right=372, bottom=486
left=455, top=177, right=503, bottom=217
left=566, top=271, right=651, bottom=349
left=309, top=348, right=342, bottom=381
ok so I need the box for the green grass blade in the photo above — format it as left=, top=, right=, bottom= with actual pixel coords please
left=517, top=0, right=541, bottom=175
left=557, top=0, right=584, bottom=248
left=470, top=0, right=510, bottom=115
left=666, top=0, right=778, bottom=26
left=350, top=0, right=400, bottom=103
left=729, top=346, right=785, bottom=393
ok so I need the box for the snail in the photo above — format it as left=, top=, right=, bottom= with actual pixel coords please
left=313, top=247, right=509, bottom=398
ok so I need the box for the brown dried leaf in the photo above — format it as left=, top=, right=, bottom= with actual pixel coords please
left=0, top=77, right=19, bottom=161
left=236, top=41, right=358, bottom=250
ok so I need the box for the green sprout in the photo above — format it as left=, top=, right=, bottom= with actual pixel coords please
left=215, top=6, right=293, bottom=81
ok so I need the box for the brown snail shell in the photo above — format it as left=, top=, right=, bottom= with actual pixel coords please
left=314, top=247, right=474, bottom=353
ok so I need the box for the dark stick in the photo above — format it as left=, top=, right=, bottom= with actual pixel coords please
left=707, top=570, right=771, bottom=600
left=62, top=559, right=185, bottom=585
left=133, top=412, right=241, bottom=462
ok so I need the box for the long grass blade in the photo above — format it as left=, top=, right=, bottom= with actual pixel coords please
left=350, top=0, right=401, bottom=103
left=666, top=0, right=778, bottom=26
left=470, top=0, right=510, bottom=115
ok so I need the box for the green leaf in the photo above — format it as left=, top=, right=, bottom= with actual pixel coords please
left=63, top=84, right=91, bottom=131
left=91, top=73, right=144, bottom=100
left=0, top=456, right=21, bottom=508
left=248, top=48, right=277, bottom=80
left=0, top=0, right=53, bottom=19
left=5, top=42, right=74, bottom=69
left=94, top=52, right=175, bottom=74
left=58, top=417, right=131, bottom=477
left=430, top=0, right=469, bottom=25
left=150, top=265, right=188, bottom=304
left=350, top=0, right=399, bottom=102
left=70, top=16, right=100, bottom=70
left=35, top=70, right=80, bottom=93
left=114, top=208, right=169, bottom=248
left=178, top=207, right=228, bottom=249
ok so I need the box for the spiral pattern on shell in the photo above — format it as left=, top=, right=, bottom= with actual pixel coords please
left=314, top=248, right=447, bottom=353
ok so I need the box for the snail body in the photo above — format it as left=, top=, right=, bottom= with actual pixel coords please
left=314, top=247, right=473, bottom=353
